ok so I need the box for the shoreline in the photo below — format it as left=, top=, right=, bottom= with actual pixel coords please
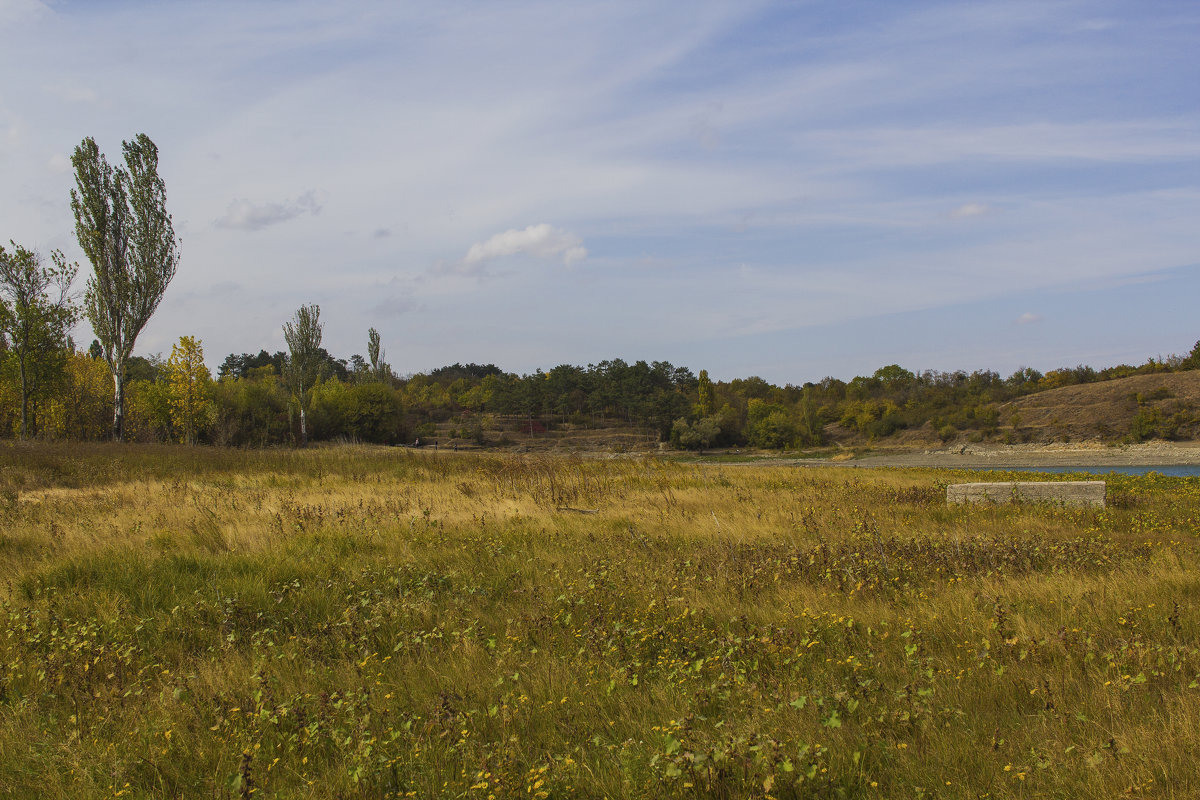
left=833, top=441, right=1200, bottom=469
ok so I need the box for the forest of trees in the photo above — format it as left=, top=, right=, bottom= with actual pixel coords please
left=5, top=133, right=1200, bottom=450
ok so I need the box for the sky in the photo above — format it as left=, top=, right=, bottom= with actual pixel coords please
left=1, top=0, right=1198, bottom=384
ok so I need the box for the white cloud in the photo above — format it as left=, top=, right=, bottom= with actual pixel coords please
left=462, top=223, right=586, bottom=269
left=214, top=191, right=321, bottom=231
left=950, top=202, right=989, bottom=219
left=1016, top=312, right=1042, bottom=325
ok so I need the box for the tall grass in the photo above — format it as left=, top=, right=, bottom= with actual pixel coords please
left=1, top=442, right=1197, bottom=797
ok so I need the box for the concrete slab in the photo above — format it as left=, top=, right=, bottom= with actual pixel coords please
left=946, top=481, right=1105, bottom=508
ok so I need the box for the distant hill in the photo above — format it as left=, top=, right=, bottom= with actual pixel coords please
left=999, top=371, right=1200, bottom=442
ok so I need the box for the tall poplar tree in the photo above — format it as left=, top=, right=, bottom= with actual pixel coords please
left=696, top=369, right=714, bottom=417
left=283, top=304, right=323, bottom=446
left=71, top=134, right=179, bottom=442
left=367, top=327, right=390, bottom=382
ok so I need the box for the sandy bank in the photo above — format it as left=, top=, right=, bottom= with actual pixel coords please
left=840, top=441, right=1200, bottom=469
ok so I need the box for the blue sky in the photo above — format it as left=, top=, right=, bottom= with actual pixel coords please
left=1, top=1, right=1198, bottom=383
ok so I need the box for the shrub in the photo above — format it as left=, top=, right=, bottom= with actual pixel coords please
left=342, top=382, right=405, bottom=443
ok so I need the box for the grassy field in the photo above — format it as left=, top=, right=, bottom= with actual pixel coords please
left=1, top=442, right=1198, bottom=799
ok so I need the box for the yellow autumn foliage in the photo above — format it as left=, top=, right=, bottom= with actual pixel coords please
left=165, top=335, right=214, bottom=444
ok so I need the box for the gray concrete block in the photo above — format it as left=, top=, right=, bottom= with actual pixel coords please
left=946, top=481, right=1105, bottom=508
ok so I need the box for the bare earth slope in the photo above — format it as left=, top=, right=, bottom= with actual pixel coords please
left=1000, top=370, right=1200, bottom=441
left=833, top=372, right=1200, bottom=468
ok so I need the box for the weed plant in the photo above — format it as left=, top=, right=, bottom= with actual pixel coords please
left=0, top=442, right=1198, bottom=798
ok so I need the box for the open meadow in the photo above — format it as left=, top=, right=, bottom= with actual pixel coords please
left=1, top=442, right=1199, bottom=798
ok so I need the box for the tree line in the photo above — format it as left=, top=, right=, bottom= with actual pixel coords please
left=5, top=326, right=1200, bottom=448
left=5, top=133, right=1200, bottom=449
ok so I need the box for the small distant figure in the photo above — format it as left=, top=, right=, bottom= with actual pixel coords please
left=434, top=439, right=439, bottom=451
left=414, top=437, right=420, bottom=447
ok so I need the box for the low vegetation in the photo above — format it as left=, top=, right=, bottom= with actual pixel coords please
left=1, top=442, right=1198, bottom=797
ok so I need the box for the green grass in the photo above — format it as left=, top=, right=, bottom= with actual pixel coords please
left=1, top=442, right=1198, bottom=798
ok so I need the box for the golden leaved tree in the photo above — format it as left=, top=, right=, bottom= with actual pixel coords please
left=166, top=335, right=212, bottom=444
left=44, top=351, right=112, bottom=440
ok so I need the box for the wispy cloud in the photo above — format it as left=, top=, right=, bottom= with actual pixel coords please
left=369, top=296, right=422, bottom=318
left=3, top=1, right=1199, bottom=381
left=0, top=0, right=49, bottom=25
left=214, top=191, right=321, bottom=231
left=43, top=82, right=97, bottom=104
left=1016, top=312, right=1042, bottom=325
left=950, top=203, right=990, bottom=219
left=46, top=153, right=70, bottom=174
left=797, top=121, right=1200, bottom=169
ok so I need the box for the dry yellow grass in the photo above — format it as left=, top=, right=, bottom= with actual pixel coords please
left=0, top=441, right=1198, bottom=798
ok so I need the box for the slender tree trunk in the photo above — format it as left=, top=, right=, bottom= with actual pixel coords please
left=112, top=371, right=125, bottom=443
left=18, top=357, right=28, bottom=440
left=299, top=406, right=308, bottom=447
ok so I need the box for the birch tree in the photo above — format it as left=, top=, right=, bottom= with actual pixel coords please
left=71, top=134, right=179, bottom=442
left=283, top=304, right=322, bottom=446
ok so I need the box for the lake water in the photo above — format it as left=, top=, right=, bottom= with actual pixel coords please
left=979, top=465, right=1200, bottom=477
